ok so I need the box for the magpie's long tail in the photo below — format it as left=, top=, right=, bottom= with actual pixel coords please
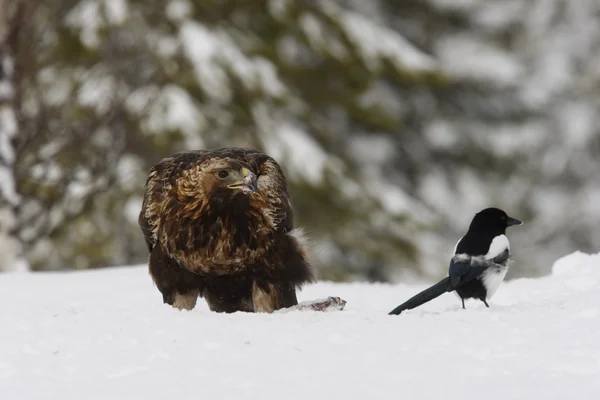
left=388, top=277, right=451, bottom=315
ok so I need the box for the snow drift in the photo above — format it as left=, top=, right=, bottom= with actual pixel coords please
left=1, top=251, right=599, bottom=399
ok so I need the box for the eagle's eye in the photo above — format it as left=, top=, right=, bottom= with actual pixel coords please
left=217, top=170, right=230, bottom=179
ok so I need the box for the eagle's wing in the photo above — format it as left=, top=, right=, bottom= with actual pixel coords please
left=244, top=151, right=294, bottom=233
left=138, top=158, right=169, bottom=252
left=138, top=149, right=214, bottom=251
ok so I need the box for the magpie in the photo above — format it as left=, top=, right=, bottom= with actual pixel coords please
left=389, top=207, right=523, bottom=315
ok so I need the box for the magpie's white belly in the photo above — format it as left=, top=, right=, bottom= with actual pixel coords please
left=482, top=267, right=508, bottom=299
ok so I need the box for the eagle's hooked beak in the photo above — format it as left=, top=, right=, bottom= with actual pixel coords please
left=227, top=167, right=258, bottom=194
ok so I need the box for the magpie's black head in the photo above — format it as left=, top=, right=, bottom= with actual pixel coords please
left=468, top=207, right=523, bottom=235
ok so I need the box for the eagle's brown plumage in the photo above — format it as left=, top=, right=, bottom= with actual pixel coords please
left=138, top=147, right=316, bottom=313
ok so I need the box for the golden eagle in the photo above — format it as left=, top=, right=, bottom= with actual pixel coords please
left=138, top=147, right=317, bottom=313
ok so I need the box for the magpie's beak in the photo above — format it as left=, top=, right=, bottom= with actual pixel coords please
left=227, top=168, right=258, bottom=194
left=506, top=216, right=523, bottom=226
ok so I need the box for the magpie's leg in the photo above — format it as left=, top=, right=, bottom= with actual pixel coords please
left=482, top=299, right=490, bottom=308
left=461, top=298, right=465, bottom=309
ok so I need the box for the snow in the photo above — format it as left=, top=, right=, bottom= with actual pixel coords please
left=299, top=13, right=326, bottom=50
left=424, top=120, right=458, bottom=149
left=0, top=107, right=20, bottom=206
left=77, top=73, right=116, bottom=115
left=124, top=196, right=143, bottom=224
left=556, top=101, right=595, bottom=149
left=429, top=0, right=483, bottom=11
left=366, top=181, right=412, bottom=215
left=1, top=251, right=599, bottom=399
left=0, top=55, right=14, bottom=100
left=262, top=122, right=329, bottom=185
left=473, top=1, right=525, bottom=29
left=102, top=0, right=128, bottom=25
left=268, top=0, right=291, bottom=21
left=38, top=67, right=73, bottom=107
left=165, top=0, right=192, bottom=22
left=332, top=6, right=437, bottom=72
left=296, top=12, right=348, bottom=61
left=178, top=23, right=227, bottom=102
left=436, top=35, right=523, bottom=85
left=64, top=0, right=102, bottom=48
left=483, top=122, right=546, bottom=158
left=116, top=155, right=143, bottom=191
left=144, top=84, right=206, bottom=145
left=348, top=135, right=395, bottom=165
left=179, top=21, right=286, bottom=102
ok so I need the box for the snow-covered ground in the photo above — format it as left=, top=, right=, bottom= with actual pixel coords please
left=1, top=251, right=599, bottom=399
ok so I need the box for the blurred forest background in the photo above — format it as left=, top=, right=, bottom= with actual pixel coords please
left=1, top=0, right=599, bottom=282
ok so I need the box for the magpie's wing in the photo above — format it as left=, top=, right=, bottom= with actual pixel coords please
left=448, top=256, right=471, bottom=288
left=492, top=248, right=510, bottom=265
left=448, top=256, right=488, bottom=289
left=456, top=266, right=488, bottom=287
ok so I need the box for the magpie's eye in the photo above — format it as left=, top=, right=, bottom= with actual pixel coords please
left=217, top=170, right=229, bottom=179
left=501, top=216, right=506, bottom=221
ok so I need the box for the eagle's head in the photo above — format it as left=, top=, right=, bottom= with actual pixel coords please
left=202, top=160, right=258, bottom=197
left=161, top=149, right=290, bottom=234
left=173, top=158, right=260, bottom=215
